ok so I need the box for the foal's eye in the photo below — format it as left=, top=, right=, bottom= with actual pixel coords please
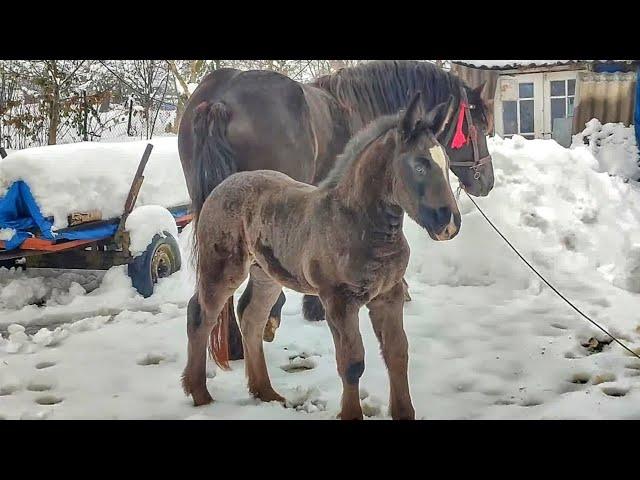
left=414, top=159, right=429, bottom=176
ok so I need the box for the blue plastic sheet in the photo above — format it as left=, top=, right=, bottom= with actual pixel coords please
left=1, top=180, right=189, bottom=252
left=0, top=180, right=118, bottom=250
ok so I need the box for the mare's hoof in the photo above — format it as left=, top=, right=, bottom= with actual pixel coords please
left=263, top=316, right=279, bottom=342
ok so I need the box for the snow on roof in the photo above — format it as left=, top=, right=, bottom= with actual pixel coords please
left=452, top=60, right=636, bottom=70
left=452, top=60, right=578, bottom=69
left=0, top=137, right=190, bottom=230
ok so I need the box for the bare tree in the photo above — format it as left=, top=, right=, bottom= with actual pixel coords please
left=2, top=60, right=94, bottom=144
left=167, top=60, right=209, bottom=133
left=101, top=60, right=171, bottom=139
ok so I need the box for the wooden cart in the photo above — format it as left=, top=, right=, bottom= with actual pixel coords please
left=0, top=144, right=191, bottom=297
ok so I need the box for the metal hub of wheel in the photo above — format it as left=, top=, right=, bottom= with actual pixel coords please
left=151, top=244, right=173, bottom=282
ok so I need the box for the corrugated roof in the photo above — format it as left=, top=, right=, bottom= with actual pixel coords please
left=451, top=60, right=636, bottom=70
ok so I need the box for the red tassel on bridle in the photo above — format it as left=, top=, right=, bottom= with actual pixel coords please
left=451, top=102, right=468, bottom=149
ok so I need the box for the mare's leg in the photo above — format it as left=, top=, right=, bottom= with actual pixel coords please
left=237, top=282, right=286, bottom=345
left=321, top=294, right=364, bottom=420
left=402, top=278, right=411, bottom=302
left=226, top=303, right=244, bottom=361
left=303, top=294, right=326, bottom=322
left=239, top=265, right=285, bottom=402
left=264, top=290, right=286, bottom=342
left=367, top=281, right=415, bottom=420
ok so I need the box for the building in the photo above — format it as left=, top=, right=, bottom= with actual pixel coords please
left=450, top=60, right=638, bottom=148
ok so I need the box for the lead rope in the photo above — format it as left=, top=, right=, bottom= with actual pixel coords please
left=463, top=190, right=640, bottom=361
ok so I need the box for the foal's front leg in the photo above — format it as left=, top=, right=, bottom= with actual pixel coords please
left=367, top=282, right=415, bottom=420
left=322, top=294, right=365, bottom=420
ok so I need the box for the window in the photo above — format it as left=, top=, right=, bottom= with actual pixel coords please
left=550, top=79, right=575, bottom=130
left=502, top=82, right=535, bottom=139
left=503, top=101, right=517, bottom=135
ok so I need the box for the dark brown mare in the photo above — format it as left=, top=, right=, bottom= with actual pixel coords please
left=178, top=60, right=495, bottom=359
left=182, top=93, right=460, bottom=419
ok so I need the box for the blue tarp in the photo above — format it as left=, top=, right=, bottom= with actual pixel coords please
left=0, top=180, right=118, bottom=251
left=1, top=180, right=190, bottom=252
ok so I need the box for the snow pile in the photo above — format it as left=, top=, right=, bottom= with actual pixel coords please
left=571, top=119, right=639, bottom=180
left=0, top=137, right=189, bottom=230
left=0, top=227, right=16, bottom=240
left=406, top=134, right=640, bottom=295
left=125, top=205, right=179, bottom=256
left=0, top=224, right=196, bottom=330
left=0, top=268, right=90, bottom=310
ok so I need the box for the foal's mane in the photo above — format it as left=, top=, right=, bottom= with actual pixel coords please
left=311, top=60, right=468, bottom=127
left=319, top=113, right=400, bottom=189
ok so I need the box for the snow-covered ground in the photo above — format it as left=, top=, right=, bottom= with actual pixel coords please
left=2, top=134, right=640, bottom=420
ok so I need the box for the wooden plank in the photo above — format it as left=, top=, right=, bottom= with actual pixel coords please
left=26, top=247, right=131, bottom=269
left=18, top=237, right=107, bottom=252
left=0, top=249, right=51, bottom=261
left=114, top=143, right=154, bottom=248
left=68, top=209, right=103, bottom=226
left=57, top=218, right=119, bottom=234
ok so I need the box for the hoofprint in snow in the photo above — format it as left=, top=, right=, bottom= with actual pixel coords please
left=2, top=132, right=640, bottom=420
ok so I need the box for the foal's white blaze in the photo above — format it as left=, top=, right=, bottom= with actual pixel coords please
left=429, top=145, right=449, bottom=181
left=429, top=144, right=459, bottom=240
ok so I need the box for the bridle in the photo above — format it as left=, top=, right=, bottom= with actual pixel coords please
left=439, top=88, right=492, bottom=180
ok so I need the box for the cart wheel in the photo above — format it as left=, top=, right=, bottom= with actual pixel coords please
left=128, top=232, right=181, bottom=298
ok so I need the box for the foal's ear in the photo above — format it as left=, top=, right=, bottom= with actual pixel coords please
left=401, top=91, right=425, bottom=139
left=427, top=95, right=456, bottom=137
left=473, top=81, right=492, bottom=102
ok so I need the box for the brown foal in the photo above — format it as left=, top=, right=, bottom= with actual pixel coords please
left=181, top=92, right=461, bottom=419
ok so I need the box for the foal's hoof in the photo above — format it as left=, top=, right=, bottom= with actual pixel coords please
left=390, top=404, right=415, bottom=420
left=338, top=411, right=364, bottom=421
left=253, top=388, right=285, bottom=404
left=192, top=390, right=214, bottom=407
left=263, top=316, right=279, bottom=342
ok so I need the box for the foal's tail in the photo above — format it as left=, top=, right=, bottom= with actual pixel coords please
left=191, top=101, right=239, bottom=367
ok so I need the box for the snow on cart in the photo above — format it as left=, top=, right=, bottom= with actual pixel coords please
left=0, top=138, right=191, bottom=297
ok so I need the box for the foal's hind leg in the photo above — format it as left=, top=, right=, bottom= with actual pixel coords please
left=183, top=292, right=229, bottom=406
left=239, top=265, right=284, bottom=403
left=182, top=264, right=248, bottom=406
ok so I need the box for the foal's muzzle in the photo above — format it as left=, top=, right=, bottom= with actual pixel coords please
left=419, top=206, right=460, bottom=240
